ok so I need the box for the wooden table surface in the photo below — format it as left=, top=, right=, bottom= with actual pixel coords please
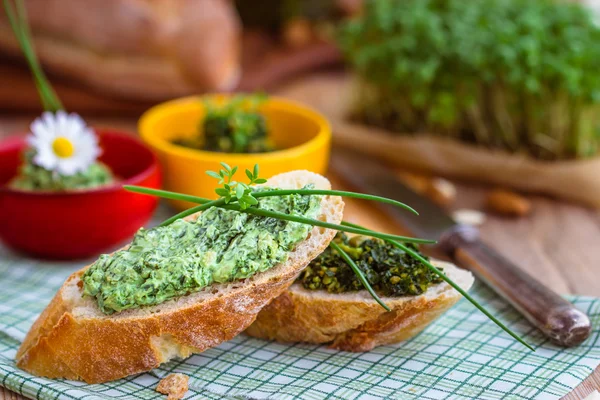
left=1, top=81, right=599, bottom=398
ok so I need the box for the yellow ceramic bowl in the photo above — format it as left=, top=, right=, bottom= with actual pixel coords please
left=139, top=95, right=331, bottom=210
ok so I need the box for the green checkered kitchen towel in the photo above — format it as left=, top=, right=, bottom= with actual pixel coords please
left=0, top=223, right=598, bottom=399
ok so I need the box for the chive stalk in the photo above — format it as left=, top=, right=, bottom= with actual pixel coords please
left=159, top=199, right=226, bottom=227
left=124, top=185, right=418, bottom=215
left=220, top=204, right=434, bottom=244
left=124, top=185, right=434, bottom=244
left=341, top=221, right=535, bottom=351
left=329, top=241, right=391, bottom=312
left=3, top=0, right=63, bottom=112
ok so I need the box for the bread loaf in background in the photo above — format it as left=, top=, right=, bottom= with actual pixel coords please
left=246, top=261, right=474, bottom=352
left=0, top=0, right=241, bottom=100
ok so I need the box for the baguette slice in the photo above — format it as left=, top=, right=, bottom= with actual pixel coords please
left=246, top=261, right=474, bottom=352
left=16, top=171, right=344, bottom=383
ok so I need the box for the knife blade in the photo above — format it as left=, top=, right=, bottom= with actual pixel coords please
left=331, top=149, right=591, bottom=347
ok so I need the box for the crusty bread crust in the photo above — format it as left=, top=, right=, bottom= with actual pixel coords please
left=246, top=261, right=474, bottom=352
left=16, top=171, right=344, bottom=383
left=0, top=0, right=240, bottom=100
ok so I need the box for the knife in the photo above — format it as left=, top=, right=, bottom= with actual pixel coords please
left=331, top=150, right=591, bottom=347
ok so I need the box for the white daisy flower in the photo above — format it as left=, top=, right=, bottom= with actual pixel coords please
left=27, top=111, right=101, bottom=176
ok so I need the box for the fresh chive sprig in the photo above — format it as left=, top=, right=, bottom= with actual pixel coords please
left=220, top=203, right=434, bottom=244
left=3, top=0, right=63, bottom=112
left=158, top=199, right=225, bottom=227
left=124, top=185, right=434, bottom=244
left=329, top=241, right=391, bottom=312
left=255, top=189, right=418, bottom=215
left=342, top=221, right=534, bottom=351
left=123, top=187, right=418, bottom=216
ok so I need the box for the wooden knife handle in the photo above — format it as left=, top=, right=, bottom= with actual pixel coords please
left=441, top=225, right=591, bottom=347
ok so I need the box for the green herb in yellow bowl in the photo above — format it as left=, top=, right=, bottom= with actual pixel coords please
left=138, top=94, right=331, bottom=211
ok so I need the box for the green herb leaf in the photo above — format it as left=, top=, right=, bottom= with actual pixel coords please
left=206, top=171, right=221, bottom=180
left=236, top=184, right=245, bottom=200
left=244, top=195, right=258, bottom=205
left=215, top=188, right=229, bottom=197
left=220, top=162, right=232, bottom=173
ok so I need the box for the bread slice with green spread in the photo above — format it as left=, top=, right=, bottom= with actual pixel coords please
left=16, top=171, right=344, bottom=383
left=246, top=260, right=474, bottom=352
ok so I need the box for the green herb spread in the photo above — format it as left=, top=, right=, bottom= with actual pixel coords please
left=299, top=233, right=442, bottom=296
left=173, top=95, right=275, bottom=154
left=10, top=150, right=114, bottom=191
left=82, top=187, right=321, bottom=314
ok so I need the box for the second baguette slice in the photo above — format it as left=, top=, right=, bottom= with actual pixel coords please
left=16, top=170, right=344, bottom=383
left=246, top=261, right=474, bottom=352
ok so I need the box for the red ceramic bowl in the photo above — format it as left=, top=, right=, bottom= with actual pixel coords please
left=0, top=130, right=161, bottom=259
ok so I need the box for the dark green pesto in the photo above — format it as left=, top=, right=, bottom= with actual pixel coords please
left=82, top=187, right=321, bottom=314
left=173, top=95, right=275, bottom=154
left=10, top=150, right=114, bottom=191
left=298, top=233, right=442, bottom=296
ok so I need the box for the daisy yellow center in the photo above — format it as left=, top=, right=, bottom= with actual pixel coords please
left=52, top=137, right=75, bottom=158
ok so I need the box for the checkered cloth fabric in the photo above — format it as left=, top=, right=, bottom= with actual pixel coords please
left=0, top=210, right=598, bottom=400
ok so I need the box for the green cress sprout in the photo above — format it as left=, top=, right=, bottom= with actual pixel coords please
left=338, top=0, right=600, bottom=160
left=124, top=164, right=533, bottom=350
left=206, top=163, right=267, bottom=209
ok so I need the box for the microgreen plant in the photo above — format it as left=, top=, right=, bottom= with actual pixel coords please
left=125, top=163, right=532, bottom=350
left=338, top=0, right=600, bottom=160
left=206, top=163, right=267, bottom=209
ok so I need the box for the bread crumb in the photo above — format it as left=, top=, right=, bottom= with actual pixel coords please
left=156, top=373, right=189, bottom=400
left=452, top=209, right=486, bottom=226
